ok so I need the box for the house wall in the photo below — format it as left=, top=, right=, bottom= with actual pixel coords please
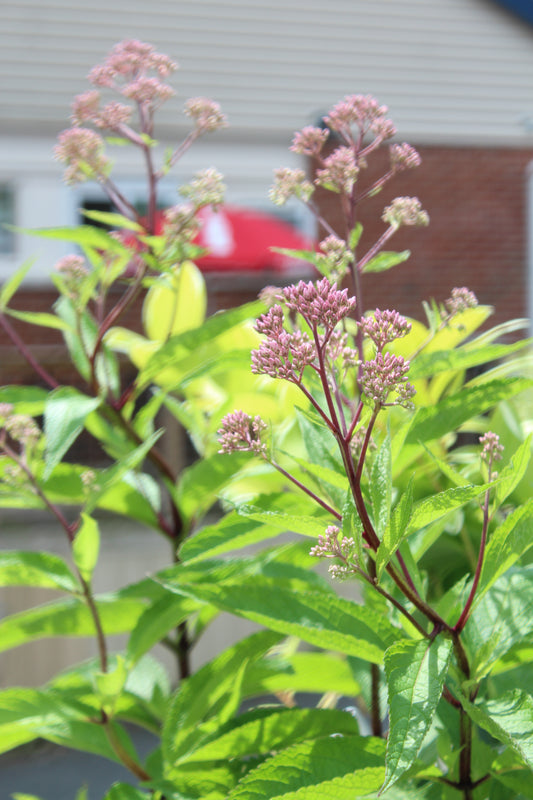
left=314, top=144, right=533, bottom=327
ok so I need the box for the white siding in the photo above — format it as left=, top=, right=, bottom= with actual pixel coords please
left=1, top=0, right=533, bottom=144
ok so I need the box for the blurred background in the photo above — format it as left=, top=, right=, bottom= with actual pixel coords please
left=0, top=0, right=533, bottom=684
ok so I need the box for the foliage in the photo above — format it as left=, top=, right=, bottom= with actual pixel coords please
left=0, top=40, right=532, bottom=800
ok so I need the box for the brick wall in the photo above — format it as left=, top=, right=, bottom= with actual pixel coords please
left=313, top=145, right=533, bottom=327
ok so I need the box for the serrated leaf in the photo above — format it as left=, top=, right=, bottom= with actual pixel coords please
left=235, top=505, right=330, bottom=537
left=376, top=477, right=414, bottom=579
left=243, top=651, right=360, bottom=699
left=0, top=550, right=79, bottom=592
left=176, top=451, right=252, bottom=525
left=493, top=769, right=533, bottom=797
left=163, top=630, right=283, bottom=765
left=370, top=432, right=392, bottom=537
left=406, top=378, right=533, bottom=444
left=72, top=513, right=100, bottom=583
left=493, top=434, right=532, bottom=509
left=126, top=593, right=202, bottom=666
left=161, top=576, right=400, bottom=664
left=43, top=387, right=102, bottom=478
left=459, top=690, right=533, bottom=770
left=178, top=511, right=285, bottom=564
left=478, top=499, right=533, bottom=597
left=227, top=734, right=385, bottom=799
left=466, top=567, right=533, bottom=679
left=0, top=595, right=146, bottom=652
left=382, top=636, right=452, bottom=792
left=181, top=707, right=359, bottom=764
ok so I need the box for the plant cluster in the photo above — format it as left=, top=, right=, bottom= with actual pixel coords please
left=0, top=40, right=532, bottom=800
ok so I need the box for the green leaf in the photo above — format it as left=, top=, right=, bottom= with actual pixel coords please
left=126, top=593, right=202, bottom=666
left=178, top=511, right=286, bottom=564
left=185, top=707, right=359, bottom=764
left=163, top=630, right=283, bottom=765
left=138, top=301, right=263, bottom=385
left=406, top=378, right=533, bottom=444
left=478, top=499, right=533, bottom=597
left=81, top=209, right=144, bottom=231
left=370, top=432, right=392, bottom=537
left=493, top=434, right=532, bottom=509
left=227, top=734, right=385, bottom=799
left=349, top=222, right=363, bottom=250
left=0, top=258, right=34, bottom=309
left=459, top=690, right=533, bottom=770
left=161, top=576, right=400, bottom=664
left=493, top=769, right=533, bottom=798
left=0, top=385, right=48, bottom=415
left=0, top=550, right=79, bottom=592
left=83, top=429, right=163, bottom=514
left=382, top=636, right=452, bottom=792
left=176, top=451, right=252, bottom=525
left=235, top=505, right=330, bottom=538
left=0, top=595, right=146, bottom=652
left=43, top=387, right=102, bottom=478
left=103, top=786, right=150, bottom=800
left=407, top=482, right=493, bottom=536
left=4, top=308, right=70, bottom=330
left=72, top=513, right=100, bottom=583
left=466, top=567, right=533, bottom=679
left=361, top=250, right=410, bottom=273
left=376, top=476, right=414, bottom=579
left=242, top=651, right=361, bottom=699
left=409, top=339, right=533, bottom=381
left=18, top=224, right=129, bottom=253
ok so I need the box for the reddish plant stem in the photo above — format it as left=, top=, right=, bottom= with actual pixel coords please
left=454, top=485, right=491, bottom=633
left=270, top=459, right=342, bottom=521
left=312, top=328, right=342, bottom=432
left=345, top=399, right=364, bottom=443
left=89, top=262, right=148, bottom=393
left=0, top=313, right=60, bottom=390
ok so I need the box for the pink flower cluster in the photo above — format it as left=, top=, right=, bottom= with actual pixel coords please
left=54, top=127, right=110, bottom=185
left=282, top=277, right=356, bottom=331
left=315, top=147, right=359, bottom=194
left=88, top=39, right=177, bottom=87
left=324, top=94, right=396, bottom=141
left=382, top=197, right=429, bottom=229
left=361, top=351, right=415, bottom=408
left=251, top=279, right=357, bottom=383
left=184, top=97, right=227, bottom=133
left=445, top=287, right=478, bottom=316
left=309, top=525, right=357, bottom=579
left=179, top=168, right=225, bottom=210
left=359, top=309, right=412, bottom=352
left=252, top=306, right=315, bottom=381
left=269, top=168, right=314, bottom=206
left=479, top=431, right=504, bottom=464
left=290, top=126, right=330, bottom=157
left=217, top=411, right=268, bottom=457
left=389, top=143, right=422, bottom=173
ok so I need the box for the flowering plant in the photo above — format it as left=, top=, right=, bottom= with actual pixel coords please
left=0, top=47, right=532, bottom=800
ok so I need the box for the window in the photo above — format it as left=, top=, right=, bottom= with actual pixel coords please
left=0, top=184, right=15, bottom=254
